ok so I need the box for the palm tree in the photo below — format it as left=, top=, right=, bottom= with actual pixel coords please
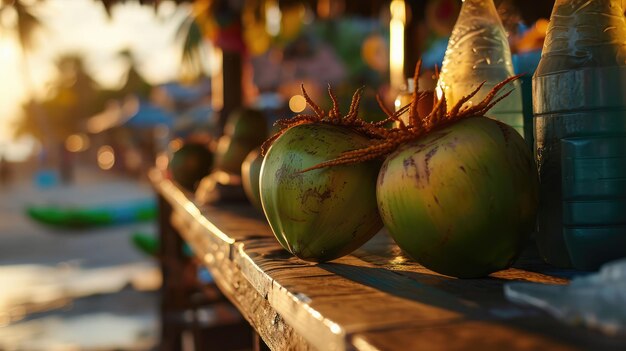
left=0, top=0, right=52, bottom=170
left=0, top=0, right=42, bottom=50
left=15, top=53, right=104, bottom=182
left=0, top=0, right=45, bottom=93
left=177, top=15, right=205, bottom=81
left=116, top=49, right=152, bottom=99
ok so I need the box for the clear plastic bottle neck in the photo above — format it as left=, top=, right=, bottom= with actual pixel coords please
left=536, top=0, right=626, bottom=74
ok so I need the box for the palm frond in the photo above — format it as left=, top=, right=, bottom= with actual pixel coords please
left=13, top=0, right=44, bottom=52
left=176, top=15, right=204, bottom=79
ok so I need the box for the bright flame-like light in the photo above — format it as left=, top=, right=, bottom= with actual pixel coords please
left=265, top=0, right=281, bottom=37
left=97, top=145, right=115, bottom=170
left=389, top=0, right=406, bottom=90
left=390, top=0, right=406, bottom=21
left=288, top=95, right=307, bottom=113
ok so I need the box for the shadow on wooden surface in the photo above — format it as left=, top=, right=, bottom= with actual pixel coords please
left=319, top=263, right=478, bottom=316
left=319, top=261, right=626, bottom=351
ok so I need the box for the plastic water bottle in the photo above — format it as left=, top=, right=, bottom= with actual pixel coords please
left=533, top=0, right=626, bottom=268
left=437, top=0, right=524, bottom=136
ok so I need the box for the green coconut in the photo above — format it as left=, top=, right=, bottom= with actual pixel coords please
left=241, top=148, right=264, bottom=210
left=223, top=108, right=268, bottom=145
left=304, top=73, right=538, bottom=277
left=377, top=117, right=538, bottom=278
left=214, top=135, right=260, bottom=175
left=260, top=123, right=383, bottom=262
left=169, top=142, right=213, bottom=191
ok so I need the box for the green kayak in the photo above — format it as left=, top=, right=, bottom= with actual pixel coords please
left=26, top=199, right=157, bottom=228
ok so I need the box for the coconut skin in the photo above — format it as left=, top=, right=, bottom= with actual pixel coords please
left=260, top=124, right=383, bottom=262
left=377, top=117, right=539, bottom=278
left=169, top=143, right=213, bottom=191
left=241, top=148, right=263, bottom=210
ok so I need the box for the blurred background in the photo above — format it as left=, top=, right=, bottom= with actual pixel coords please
left=0, top=0, right=556, bottom=350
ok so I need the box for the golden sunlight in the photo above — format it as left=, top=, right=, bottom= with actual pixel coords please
left=0, top=35, right=27, bottom=159
left=0, top=37, right=18, bottom=62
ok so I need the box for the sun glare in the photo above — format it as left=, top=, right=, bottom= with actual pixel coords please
left=0, top=0, right=190, bottom=162
left=0, top=35, right=27, bottom=160
left=0, top=38, right=18, bottom=62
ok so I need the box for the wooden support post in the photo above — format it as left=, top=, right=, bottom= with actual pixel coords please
left=158, top=194, right=186, bottom=351
left=218, top=50, right=243, bottom=132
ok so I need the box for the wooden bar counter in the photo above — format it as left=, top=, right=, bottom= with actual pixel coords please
left=150, top=169, right=625, bottom=350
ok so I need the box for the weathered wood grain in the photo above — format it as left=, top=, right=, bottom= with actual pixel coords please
left=351, top=320, right=576, bottom=351
left=150, top=169, right=626, bottom=351
left=203, top=248, right=315, bottom=351
left=234, top=240, right=466, bottom=350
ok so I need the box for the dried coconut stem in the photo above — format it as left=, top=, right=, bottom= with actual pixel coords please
left=301, top=72, right=523, bottom=172
left=260, top=66, right=522, bottom=173
left=260, top=84, right=390, bottom=156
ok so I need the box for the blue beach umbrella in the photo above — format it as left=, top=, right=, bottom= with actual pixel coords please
left=124, top=101, right=174, bottom=129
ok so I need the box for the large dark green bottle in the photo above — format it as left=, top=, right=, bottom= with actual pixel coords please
left=533, top=0, right=626, bottom=268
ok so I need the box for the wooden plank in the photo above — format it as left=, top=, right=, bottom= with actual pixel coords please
left=197, top=204, right=272, bottom=240
left=353, top=230, right=570, bottom=284
left=152, top=171, right=315, bottom=350
left=232, top=232, right=473, bottom=351
left=157, top=194, right=185, bottom=351
left=353, top=316, right=626, bottom=351
left=195, top=237, right=315, bottom=351
left=351, top=321, right=576, bottom=351
left=151, top=171, right=236, bottom=247
left=163, top=186, right=467, bottom=349
left=151, top=169, right=626, bottom=351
